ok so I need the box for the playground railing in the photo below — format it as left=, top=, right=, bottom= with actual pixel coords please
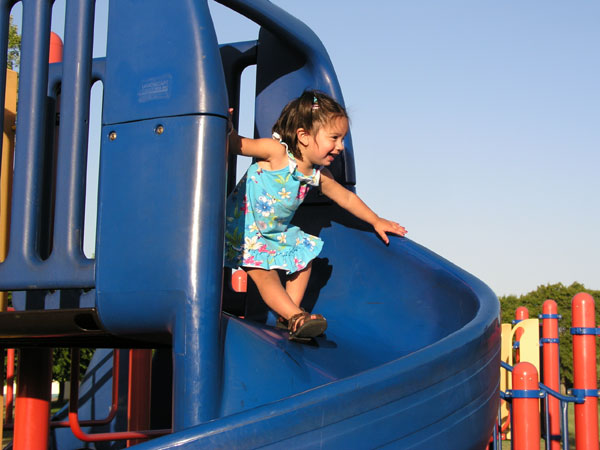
left=494, top=292, right=599, bottom=450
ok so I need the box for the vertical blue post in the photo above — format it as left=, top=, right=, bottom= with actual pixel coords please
left=171, top=118, right=227, bottom=428
left=10, top=0, right=52, bottom=264
left=97, top=0, right=228, bottom=431
left=51, top=0, right=95, bottom=268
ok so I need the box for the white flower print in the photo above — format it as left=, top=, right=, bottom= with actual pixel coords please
left=277, top=233, right=287, bottom=244
left=244, top=235, right=261, bottom=251
left=278, top=188, right=291, bottom=199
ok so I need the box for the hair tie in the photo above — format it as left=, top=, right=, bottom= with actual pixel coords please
left=312, top=95, right=319, bottom=110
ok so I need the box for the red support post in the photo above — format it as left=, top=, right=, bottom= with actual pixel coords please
left=13, top=348, right=53, bottom=450
left=5, top=347, right=15, bottom=422
left=541, top=300, right=560, bottom=450
left=572, top=292, right=599, bottom=450
left=127, top=349, right=153, bottom=447
left=512, top=362, right=541, bottom=450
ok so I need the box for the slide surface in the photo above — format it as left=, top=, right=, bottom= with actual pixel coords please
left=133, top=204, right=500, bottom=449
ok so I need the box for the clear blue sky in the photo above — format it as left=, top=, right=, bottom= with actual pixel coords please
left=12, top=1, right=600, bottom=297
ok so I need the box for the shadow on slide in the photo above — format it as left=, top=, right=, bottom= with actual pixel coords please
left=136, top=201, right=501, bottom=449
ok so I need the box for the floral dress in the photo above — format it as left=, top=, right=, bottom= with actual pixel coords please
left=224, top=136, right=323, bottom=274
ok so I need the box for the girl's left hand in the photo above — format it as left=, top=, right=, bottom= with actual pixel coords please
left=374, top=218, right=407, bottom=244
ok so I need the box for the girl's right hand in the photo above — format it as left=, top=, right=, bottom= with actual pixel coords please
left=373, top=218, right=407, bottom=244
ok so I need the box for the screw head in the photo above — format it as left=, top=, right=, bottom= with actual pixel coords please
left=108, top=131, right=117, bottom=141
left=154, top=125, right=164, bottom=135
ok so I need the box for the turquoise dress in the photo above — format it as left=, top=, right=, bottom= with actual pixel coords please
left=224, top=136, right=324, bottom=274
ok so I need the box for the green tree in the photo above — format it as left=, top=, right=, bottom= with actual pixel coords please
left=7, top=15, right=20, bottom=70
left=52, top=348, right=94, bottom=402
left=499, top=282, right=600, bottom=389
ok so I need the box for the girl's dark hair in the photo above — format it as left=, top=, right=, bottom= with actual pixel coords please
left=272, top=90, right=348, bottom=159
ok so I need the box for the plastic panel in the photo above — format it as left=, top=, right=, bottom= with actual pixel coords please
left=0, top=0, right=95, bottom=290
left=103, top=0, right=228, bottom=124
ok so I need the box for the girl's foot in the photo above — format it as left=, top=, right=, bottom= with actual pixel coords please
left=288, top=311, right=327, bottom=341
left=275, top=316, right=288, bottom=330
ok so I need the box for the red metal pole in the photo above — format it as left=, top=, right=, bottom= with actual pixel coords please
left=68, top=348, right=169, bottom=442
left=127, top=349, right=152, bottom=447
left=51, top=350, right=120, bottom=429
left=572, top=292, right=599, bottom=450
left=541, top=300, right=560, bottom=450
left=13, top=348, right=53, bottom=450
left=514, top=306, right=529, bottom=363
left=512, top=362, right=541, bottom=450
left=5, top=347, right=15, bottom=422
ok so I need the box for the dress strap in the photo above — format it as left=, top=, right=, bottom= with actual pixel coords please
left=272, top=132, right=321, bottom=186
left=272, top=132, right=289, bottom=152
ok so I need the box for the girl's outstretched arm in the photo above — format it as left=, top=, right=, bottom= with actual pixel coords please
left=320, top=168, right=407, bottom=244
left=228, top=129, right=284, bottom=161
left=227, top=109, right=287, bottom=167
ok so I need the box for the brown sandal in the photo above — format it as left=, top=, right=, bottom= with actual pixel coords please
left=275, top=316, right=288, bottom=330
left=288, top=311, right=327, bottom=341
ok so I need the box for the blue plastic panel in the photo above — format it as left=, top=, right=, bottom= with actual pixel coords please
left=103, top=0, right=228, bottom=124
left=95, top=114, right=227, bottom=333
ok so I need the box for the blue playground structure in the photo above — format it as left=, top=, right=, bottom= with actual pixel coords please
left=0, top=0, right=500, bottom=448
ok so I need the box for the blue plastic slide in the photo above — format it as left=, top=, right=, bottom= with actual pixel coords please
left=0, top=0, right=499, bottom=448
left=133, top=205, right=501, bottom=449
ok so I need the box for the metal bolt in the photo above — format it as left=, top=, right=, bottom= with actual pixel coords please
left=154, top=124, right=164, bottom=135
left=108, top=131, right=117, bottom=141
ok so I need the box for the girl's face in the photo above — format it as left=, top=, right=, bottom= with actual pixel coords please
left=300, top=116, right=349, bottom=167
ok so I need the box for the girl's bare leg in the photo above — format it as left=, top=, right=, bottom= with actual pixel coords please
left=246, top=268, right=302, bottom=320
left=285, top=262, right=312, bottom=308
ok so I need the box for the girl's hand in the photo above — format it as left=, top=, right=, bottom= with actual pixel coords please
left=373, top=218, right=407, bottom=244
left=227, top=108, right=234, bottom=135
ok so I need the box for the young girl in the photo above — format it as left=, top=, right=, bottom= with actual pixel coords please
left=225, top=91, right=407, bottom=341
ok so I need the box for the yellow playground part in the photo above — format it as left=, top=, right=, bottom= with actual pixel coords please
left=0, top=68, right=17, bottom=444
left=500, top=317, right=540, bottom=435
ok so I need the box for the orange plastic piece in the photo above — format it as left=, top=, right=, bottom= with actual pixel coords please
left=49, top=32, right=63, bottom=64
left=232, top=269, right=247, bottom=292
